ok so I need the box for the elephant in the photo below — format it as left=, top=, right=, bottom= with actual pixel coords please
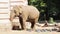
left=10, top=5, right=40, bottom=30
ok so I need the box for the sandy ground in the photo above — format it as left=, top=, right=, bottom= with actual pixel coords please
left=0, top=30, right=60, bottom=34
left=0, top=22, right=60, bottom=34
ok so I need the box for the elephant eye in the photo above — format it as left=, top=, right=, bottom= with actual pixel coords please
left=14, top=10, right=16, bottom=13
left=19, top=13, right=22, bottom=15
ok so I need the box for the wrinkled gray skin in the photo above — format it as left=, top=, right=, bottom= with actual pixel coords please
left=10, top=5, right=40, bottom=30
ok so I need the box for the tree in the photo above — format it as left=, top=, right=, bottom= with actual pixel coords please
left=28, top=0, right=60, bottom=22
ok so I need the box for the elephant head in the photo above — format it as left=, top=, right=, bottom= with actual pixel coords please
left=13, top=6, right=23, bottom=16
left=10, top=5, right=22, bottom=21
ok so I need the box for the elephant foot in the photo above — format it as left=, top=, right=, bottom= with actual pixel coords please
left=57, top=28, right=60, bottom=32
left=25, top=28, right=34, bottom=32
left=21, top=28, right=26, bottom=31
left=57, top=30, right=60, bottom=32
left=32, top=29, right=35, bottom=31
left=12, top=26, right=21, bottom=30
left=30, top=27, right=35, bottom=31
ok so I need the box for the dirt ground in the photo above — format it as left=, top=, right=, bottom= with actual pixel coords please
left=0, top=30, right=60, bottom=34
left=0, top=22, right=60, bottom=34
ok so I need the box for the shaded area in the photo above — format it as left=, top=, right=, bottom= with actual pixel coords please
left=28, top=0, right=60, bottom=22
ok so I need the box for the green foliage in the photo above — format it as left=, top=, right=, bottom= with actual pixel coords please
left=28, top=0, right=47, bottom=21
left=28, top=0, right=60, bottom=21
left=49, top=17, right=55, bottom=24
left=28, top=0, right=46, bottom=11
left=40, top=1, right=46, bottom=7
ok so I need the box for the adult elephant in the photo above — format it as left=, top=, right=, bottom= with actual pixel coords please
left=10, top=5, right=40, bottom=31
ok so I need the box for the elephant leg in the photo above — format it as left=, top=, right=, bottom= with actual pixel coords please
left=31, top=18, right=39, bottom=31
left=23, top=20, right=26, bottom=30
left=19, top=16, right=26, bottom=30
left=31, top=19, right=35, bottom=31
left=19, top=16, right=24, bottom=30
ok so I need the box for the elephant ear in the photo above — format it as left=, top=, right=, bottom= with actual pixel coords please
left=13, top=6, right=22, bottom=16
left=18, top=6, right=23, bottom=14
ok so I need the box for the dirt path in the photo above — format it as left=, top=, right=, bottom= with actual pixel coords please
left=0, top=30, right=60, bottom=34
